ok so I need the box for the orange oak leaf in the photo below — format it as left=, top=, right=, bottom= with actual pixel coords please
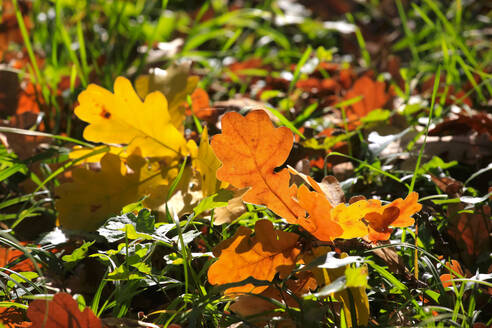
left=74, top=76, right=188, bottom=158
left=359, top=192, right=421, bottom=242
left=447, top=203, right=491, bottom=266
left=297, top=184, right=420, bottom=241
left=0, top=242, right=37, bottom=272
left=296, top=184, right=344, bottom=241
left=208, top=219, right=300, bottom=295
left=440, top=260, right=464, bottom=288
left=363, top=192, right=421, bottom=227
left=188, top=88, right=216, bottom=121
left=27, top=292, right=102, bottom=328
left=364, top=207, right=400, bottom=241
left=0, top=304, right=31, bottom=328
left=211, top=110, right=305, bottom=223
left=344, top=76, right=389, bottom=123
left=230, top=271, right=317, bottom=325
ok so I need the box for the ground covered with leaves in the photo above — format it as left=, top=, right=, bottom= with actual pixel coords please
left=0, top=0, right=491, bottom=327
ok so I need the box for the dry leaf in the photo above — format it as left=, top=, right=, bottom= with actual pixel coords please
left=188, top=88, right=216, bottom=121
left=211, top=110, right=305, bottom=223
left=56, top=153, right=174, bottom=231
left=344, top=76, right=389, bottom=122
left=214, top=188, right=248, bottom=225
left=189, top=127, right=221, bottom=196
left=75, top=76, right=188, bottom=158
left=0, top=304, right=31, bottom=328
left=27, top=293, right=102, bottom=328
left=0, top=242, right=36, bottom=272
left=208, top=219, right=300, bottom=295
left=447, top=203, right=491, bottom=267
left=440, top=259, right=464, bottom=288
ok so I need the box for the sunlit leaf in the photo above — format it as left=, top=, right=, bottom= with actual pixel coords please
left=208, top=219, right=300, bottom=295
left=75, top=76, right=188, bottom=158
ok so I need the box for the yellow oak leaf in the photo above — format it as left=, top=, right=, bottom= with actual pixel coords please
left=68, top=145, right=127, bottom=163
left=134, top=62, right=199, bottom=129
left=55, top=153, right=171, bottom=231
left=74, top=76, right=188, bottom=158
left=188, top=127, right=221, bottom=196
left=211, top=110, right=305, bottom=223
left=208, top=219, right=300, bottom=295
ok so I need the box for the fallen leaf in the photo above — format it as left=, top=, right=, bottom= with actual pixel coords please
left=0, top=304, right=31, bottom=328
left=68, top=145, right=127, bottom=164
left=429, top=113, right=492, bottom=141
left=297, top=186, right=420, bottom=241
left=56, top=153, right=173, bottom=231
left=230, top=272, right=316, bottom=326
left=0, top=1, right=32, bottom=60
left=370, top=244, right=410, bottom=275
left=296, top=184, right=344, bottom=241
left=440, top=259, right=464, bottom=288
left=227, top=58, right=265, bottom=80
left=208, top=219, right=300, bottom=295
left=211, top=110, right=305, bottom=223
left=296, top=78, right=338, bottom=94
left=134, top=62, right=199, bottom=129
left=188, top=88, right=216, bottom=121
left=0, top=242, right=36, bottom=272
left=344, top=76, right=389, bottom=124
left=361, top=192, right=421, bottom=242
left=447, top=203, right=491, bottom=267
left=213, top=188, right=248, bottom=225
left=75, top=76, right=188, bottom=158
left=189, top=127, right=221, bottom=196
left=27, top=292, right=102, bottom=328
left=0, top=70, right=20, bottom=117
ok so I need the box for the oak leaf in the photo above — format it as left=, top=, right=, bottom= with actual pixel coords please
left=230, top=271, right=317, bottom=326
left=134, top=62, right=199, bottom=129
left=56, top=153, right=173, bottom=231
left=0, top=244, right=36, bottom=272
left=68, top=145, right=126, bottom=164
left=211, top=110, right=304, bottom=223
left=296, top=179, right=420, bottom=241
left=344, top=76, right=389, bottom=123
left=75, top=76, right=188, bottom=158
left=296, top=184, right=344, bottom=241
left=27, top=293, right=102, bottom=328
left=189, top=127, right=221, bottom=196
left=213, top=188, right=248, bottom=225
left=0, top=303, right=31, bottom=328
left=188, top=88, right=216, bottom=121
left=440, top=260, right=464, bottom=288
left=208, top=219, right=300, bottom=295
left=447, top=202, right=491, bottom=267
